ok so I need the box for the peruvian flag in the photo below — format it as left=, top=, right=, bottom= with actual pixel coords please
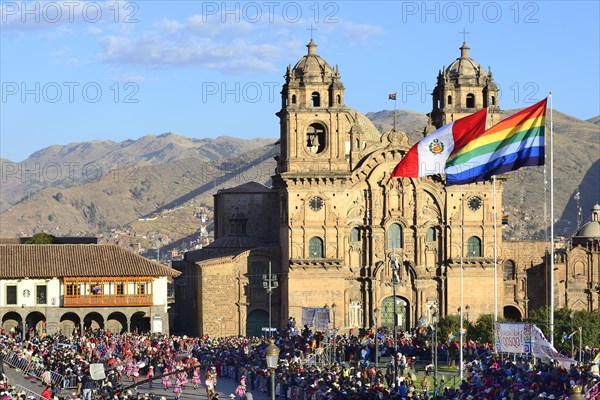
left=391, top=108, right=487, bottom=178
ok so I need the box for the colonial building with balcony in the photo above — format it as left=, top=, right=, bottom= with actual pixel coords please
left=0, top=244, right=180, bottom=335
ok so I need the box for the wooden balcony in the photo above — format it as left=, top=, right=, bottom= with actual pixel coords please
left=63, top=294, right=152, bottom=307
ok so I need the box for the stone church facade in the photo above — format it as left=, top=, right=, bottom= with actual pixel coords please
left=173, top=41, right=600, bottom=337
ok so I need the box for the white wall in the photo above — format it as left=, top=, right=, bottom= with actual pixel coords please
left=153, top=276, right=169, bottom=311
left=0, top=278, right=61, bottom=307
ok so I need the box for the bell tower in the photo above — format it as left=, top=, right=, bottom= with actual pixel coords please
left=273, top=40, right=355, bottom=326
left=276, top=39, right=349, bottom=174
left=431, top=42, right=500, bottom=129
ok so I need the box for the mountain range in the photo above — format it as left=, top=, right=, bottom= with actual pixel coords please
left=1, top=109, right=598, bottom=251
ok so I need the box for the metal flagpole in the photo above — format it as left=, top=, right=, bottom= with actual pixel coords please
left=460, top=195, right=464, bottom=382
left=493, top=175, right=498, bottom=350
left=549, top=92, right=555, bottom=346
left=394, top=97, right=397, bottom=132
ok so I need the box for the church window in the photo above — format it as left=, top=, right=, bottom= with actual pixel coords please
left=336, top=94, right=341, bottom=104
left=573, top=261, right=585, bottom=276
left=350, top=227, right=360, bottom=242
left=447, top=95, right=453, bottom=105
left=426, top=227, right=436, bottom=242
left=388, top=223, right=403, bottom=249
left=348, top=301, right=363, bottom=328
left=309, top=237, right=324, bottom=258
left=467, top=236, right=482, bottom=257
left=228, top=213, right=248, bottom=236
left=292, top=94, right=297, bottom=104
left=466, top=93, right=475, bottom=108
left=249, top=263, right=266, bottom=285
left=306, top=123, right=326, bottom=154
left=311, top=92, right=320, bottom=107
left=503, top=260, right=515, bottom=280
left=491, top=96, right=496, bottom=105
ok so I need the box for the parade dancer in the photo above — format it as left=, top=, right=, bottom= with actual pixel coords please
left=191, top=367, right=202, bottom=390
left=173, top=376, right=183, bottom=400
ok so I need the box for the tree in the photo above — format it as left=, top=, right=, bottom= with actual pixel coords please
left=527, top=306, right=600, bottom=351
left=470, top=314, right=504, bottom=344
left=25, top=232, right=56, bottom=244
left=437, top=314, right=460, bottom=342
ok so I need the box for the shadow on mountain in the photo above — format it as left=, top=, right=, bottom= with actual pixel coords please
left=141, top=147, right=276, bottom=218
left=556, top=158, right=600, bottom=237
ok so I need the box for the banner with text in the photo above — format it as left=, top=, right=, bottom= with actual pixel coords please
left=495, top=323, right=532, bottom=354
left=302, top=307, right=330, bottom=331
left=531, top=325, right=577, bottom=368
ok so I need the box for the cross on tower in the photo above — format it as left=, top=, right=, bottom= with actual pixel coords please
left=459, top=27, right=470, bottom=43
left=307, top=24, right=317, bottom=39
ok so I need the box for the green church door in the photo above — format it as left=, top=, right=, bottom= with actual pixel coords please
left=246, top=309, right=269, bottom=337
left=380, top=296, right=409, bottom=331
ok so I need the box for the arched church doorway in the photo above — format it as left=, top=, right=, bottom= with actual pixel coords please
left=246, top=309, right=269, bottom=337
left=503, top=305, right=522, bottom=321
left=380, top=296, right=409, bottom=331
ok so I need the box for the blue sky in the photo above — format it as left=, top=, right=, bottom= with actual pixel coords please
left=1, top=1, right=599, bottom=162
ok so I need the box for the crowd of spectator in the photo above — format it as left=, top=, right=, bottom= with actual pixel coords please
left=0, top=324, right=598, bottom=400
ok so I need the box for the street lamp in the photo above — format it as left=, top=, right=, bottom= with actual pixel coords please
left=570, top=311, right=575, bottom=358
left=374, top=307, right=380, bottom=369
left=262, top=261, right=278, bottom=337
left=391, top=254, right=400, bottom=390
left=331, top=303, right=337, bottom=329
left=430, top=304, right=439, bottom=394
left=331, top=303, right=337, bottom=364
left=265, top=339, right=280, bottom=400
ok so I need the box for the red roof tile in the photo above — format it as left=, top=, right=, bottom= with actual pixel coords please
left=0, top=244, right=180, bottom=278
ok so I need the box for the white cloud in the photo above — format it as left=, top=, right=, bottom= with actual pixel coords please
left=113, top=74, right=156, bottom=83
left=98, top=33, right=284, bottom=74
left=50, top=45, right=79, bottom=65
left=342, top=23, right=383, bottom=42
left=86, top=26, right=103, bottom=35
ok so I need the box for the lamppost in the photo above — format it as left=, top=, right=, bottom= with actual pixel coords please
left=331, top=303, right=337, bottom=330
left=324, top=304, right=332, bottom=364
left=391, top=255, right=400, bottom=390
left=430, top=304, right=439, bottom=394
left=265, top=339, right=280, bottom=400
left=262, top=261, right=278, bottom=337
left=570, top=311, right=575, bottom=358
left=331, top=303, right=337, bottom=364
left=374, top=307, right=380, bottom=369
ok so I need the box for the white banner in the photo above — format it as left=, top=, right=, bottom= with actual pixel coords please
left=495, top=323, right=532, bottom=354
left=531, top=325, right=577, bottom=368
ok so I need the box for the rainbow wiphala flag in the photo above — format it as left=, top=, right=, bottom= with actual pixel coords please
left=445, top=98, right=547, bottom=185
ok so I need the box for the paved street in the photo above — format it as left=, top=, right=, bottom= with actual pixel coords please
left=3, top=363, right=270, bottom=400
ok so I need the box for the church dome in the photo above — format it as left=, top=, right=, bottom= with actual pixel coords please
left=446, top=42, right=484, bottom=79
left=347, top=108, right=381, bottom=142
left=291, top=39, right=336, bottom=83
left=575, top=204, right=600, bottom=238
